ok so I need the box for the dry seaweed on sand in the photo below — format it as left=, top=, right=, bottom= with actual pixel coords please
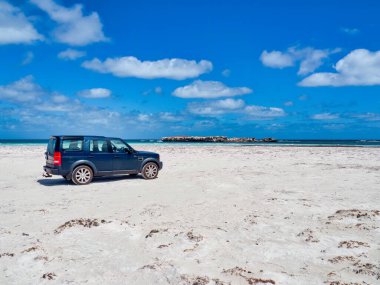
left=54, top=218, right=109, bottom=234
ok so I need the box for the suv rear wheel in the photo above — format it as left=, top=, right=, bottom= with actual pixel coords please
left=72, top=165, right=93, bottom=185
left=142, top=162, right=159, bottom=179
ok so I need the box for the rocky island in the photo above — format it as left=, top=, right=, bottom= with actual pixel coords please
left=160, top=136, right=278, bottom=143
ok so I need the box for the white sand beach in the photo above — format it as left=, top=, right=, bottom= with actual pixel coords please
left=0, top=145, right=379, bottom=285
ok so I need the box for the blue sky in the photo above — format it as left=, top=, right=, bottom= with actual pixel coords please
left=1, top=0, right=380, bottom=139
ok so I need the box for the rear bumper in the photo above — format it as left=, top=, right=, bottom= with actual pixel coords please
left=43, top=165, right=60, bottom=175
left=158, top=161, right=163, bottom=170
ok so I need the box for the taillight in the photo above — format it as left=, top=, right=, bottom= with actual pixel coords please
left=53, top=151, right=61, bottom=166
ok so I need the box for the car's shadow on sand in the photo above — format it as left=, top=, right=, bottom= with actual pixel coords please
left=37, top=175, right=143, bottom=186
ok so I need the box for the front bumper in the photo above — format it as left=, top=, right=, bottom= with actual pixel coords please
left=43, top=165, right=60, bottom=175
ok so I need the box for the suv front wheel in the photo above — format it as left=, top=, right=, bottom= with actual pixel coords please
left=72, top=165, right=93, bottom=185
left=142, top=162, right=159, bottom=179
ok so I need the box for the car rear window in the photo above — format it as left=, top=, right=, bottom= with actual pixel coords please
left=62, top=139, right=83, bottom=152
left=47, top=138, right=56, bottom=155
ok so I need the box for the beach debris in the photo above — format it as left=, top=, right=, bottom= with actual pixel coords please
left=187, top=231, right=203, bottom=242
left=297, top=228, right=319, bottom=242
left=212, top=279, right=231, bottom=285
left=338, top=240, right=370, bottom=249
left=328, top=256, right=358, bottom=264
left=139, top=204, right=165, bottom=217
left=34, top=256, right=48, bottom=261
left=246, top=277, right=276, bottom=284
left=222, top=267, right=253, bottom=276
left=54, top=218, right=109, bottom=234
left=140, top=264, right=157, bottom=270
left=139, top=258, right=175, bottom=272
left=42, top=273, right=56, bottom=280
left=157, top=243, right=172, bottom=248
left=0, top=252, right=14, bottom=258
left=145, top=229, right=159, bottom=238
left=329, top=281, right=368, bottom=285
left=328, top=209, right=380, bottom=220
left=244, top=214, right=259, bottom=224
left=22, top=232, right=29, bottom=236
left=34, top=209, right=48, bottom=214
left=180, top=274, right=210, bottom=285
left=145, top=228, right=168, bottom=238
left=222, top=267, right=276, bottom=284
left=183, top=243, right=199, bottom=252
left=352, top=261, right=380, bottom=280
left=21, top=246, right=40, bottom=253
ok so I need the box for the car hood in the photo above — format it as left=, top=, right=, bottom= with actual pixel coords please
left=134, top=150, right=159, bottom=158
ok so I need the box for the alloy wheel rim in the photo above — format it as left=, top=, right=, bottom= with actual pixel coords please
left=145, top=164, right=158, bottom=178
left=75, top=168, right=91, bottom=183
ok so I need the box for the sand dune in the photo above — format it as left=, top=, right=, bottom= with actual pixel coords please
left=0, top=145, right=379, bottom=284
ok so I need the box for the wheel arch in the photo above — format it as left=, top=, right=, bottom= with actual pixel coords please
left=70, top=160, right=97, bottom=176
left=139, top=158, right=159, bottom=172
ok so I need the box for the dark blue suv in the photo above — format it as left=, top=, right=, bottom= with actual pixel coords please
left=43, top=136, right=163, bottom=185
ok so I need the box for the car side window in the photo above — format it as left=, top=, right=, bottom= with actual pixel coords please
left=110, top=139, right=129, bottom=153
left=90, top=139, right=110, bottom=153
left=62, top=139, right=83, bottom=151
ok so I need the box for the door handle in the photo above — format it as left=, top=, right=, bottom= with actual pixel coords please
left=114, top=155, right=120, bottom=158
left=88, top=155, right=94, bottom=158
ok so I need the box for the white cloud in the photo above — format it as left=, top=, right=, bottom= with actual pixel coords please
left=22, top=51, right=34, bottom=65
left=82, top=56, right=212, bottom=80
left=244, top=105, right=286, bottom=119
left=311, top=113, right=339, bottom=120
left=78, top=88, right=111, bottom=98
left=188, top=98, right=245, bottom=115
left=0, top=75, right=44, bottom=102
left=299, top=49, right=380, bottom=87
left=297, top=48, right=338, bottom=75
left=137, top=113, right=151, bottom=122
left=51, top=93, right=69, bottom=103
left=0, top=1, right=43, bottom=44
left=187, top=98, right=285, bottom=119
left=260, top=50, right=294, bottom=69
left=159, top=112, right=183, bottom=122
left=341, top=27, right=359, bottom=35
left=284, top=101, right=293, bottom=106
left=222, top=69, right=231, bottom=77
left=352, top=113, right=380, bottom=121
left=58, top=48, right=86, bottom=60
left=31, top=0, right=107, bottom=46
left=34, top=101, right=80, bottom=112
left=154, top=87, right=162, bottom=94
left=173, top=80, right=252, bottom=99
left=260, top=47, right=340, bottom=75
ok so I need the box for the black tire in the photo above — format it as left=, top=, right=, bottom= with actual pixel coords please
left=72, top=165, right=93, bottom=185
left=141, top=162, right=159, bottom=180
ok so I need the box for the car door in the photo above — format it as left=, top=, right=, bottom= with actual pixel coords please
left=60, top=137, right=85, bottom=172
left=88, top=138, right=113, bottom=173
left=110, top=138, right=139, bottom=171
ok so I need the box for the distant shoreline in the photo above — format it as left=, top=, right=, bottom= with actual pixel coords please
left=161, top=136, right=277, bottom=143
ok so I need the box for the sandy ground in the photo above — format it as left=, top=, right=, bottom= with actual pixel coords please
left=0, top=145, right=379, bottom=285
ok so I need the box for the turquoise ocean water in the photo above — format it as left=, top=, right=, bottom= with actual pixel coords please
left=1, top=139, right=380, bottom=147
